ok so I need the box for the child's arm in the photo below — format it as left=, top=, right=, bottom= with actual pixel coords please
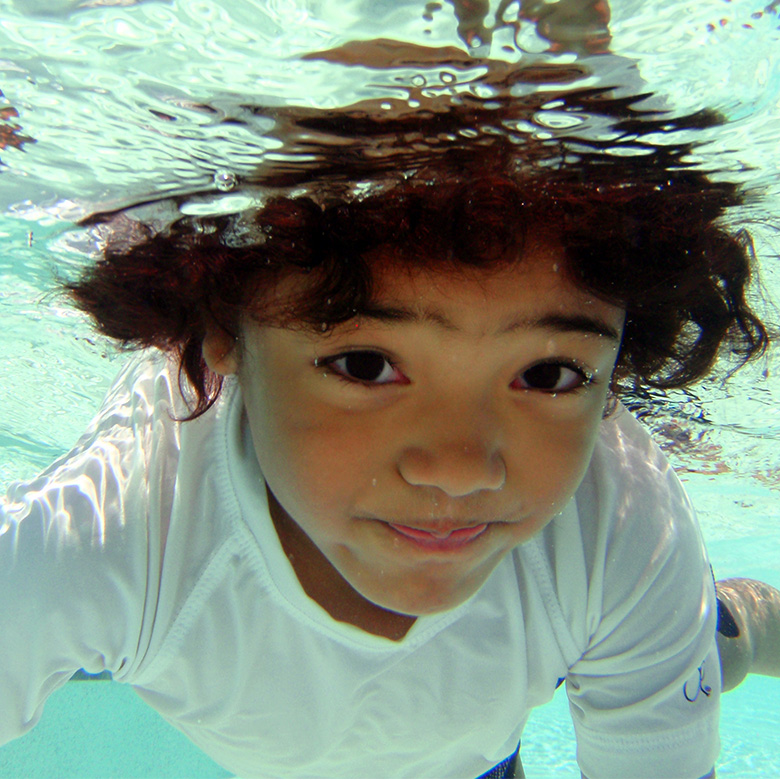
left=0, top=354, right=170, bottom=746
left=716, top=578, right=780, bottom=691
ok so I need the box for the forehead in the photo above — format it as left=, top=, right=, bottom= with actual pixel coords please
left=363, top=231, right=623, bottom=339
left=249, top=226, right=624, bottom=342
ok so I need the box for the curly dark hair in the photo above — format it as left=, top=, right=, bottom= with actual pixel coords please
left=67, top=88, right=769, bottom=419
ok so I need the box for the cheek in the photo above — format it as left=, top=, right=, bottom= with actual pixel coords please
left=257, top=407, right=385, bottom=521
left=512, top=409, right=602, bottom=512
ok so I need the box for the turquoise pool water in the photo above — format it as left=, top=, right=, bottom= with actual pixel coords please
left=1, top=0, right=779, bottom=777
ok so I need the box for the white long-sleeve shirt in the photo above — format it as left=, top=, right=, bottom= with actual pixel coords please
left=0, top=351, right=720, bottom=778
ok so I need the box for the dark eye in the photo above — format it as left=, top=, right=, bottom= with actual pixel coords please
left=512, top=361, right=591, bottom=393
left=319, top=351, right=407, bottom=385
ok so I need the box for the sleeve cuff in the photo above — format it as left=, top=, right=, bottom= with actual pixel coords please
left=575, top=707, right=720, bottom=779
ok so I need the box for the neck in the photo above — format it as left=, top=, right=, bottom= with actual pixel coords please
left=266, top=486, right=417, bottom=641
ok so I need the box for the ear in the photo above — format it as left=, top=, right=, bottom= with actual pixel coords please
left=202, top=321, right=239, bottom=376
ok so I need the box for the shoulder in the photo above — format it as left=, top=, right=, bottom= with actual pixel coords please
left=525, top=403, right=712, bottom=652
left=92, top=349, right=186, bottom=430
left=586, top=405, right=709, bottom=610
left=576, top=402, right=702, bottom=560
left=534, top=403, right=703, bottom=573
left=588, top=402, right=691, bottom=510
left=2, top=350, right=195, bottom=570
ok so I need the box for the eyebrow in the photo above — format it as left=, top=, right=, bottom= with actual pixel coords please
left=356, top=304, right=622, bottom=342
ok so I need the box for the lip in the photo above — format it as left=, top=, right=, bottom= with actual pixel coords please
left=386, top=522, right=489, bottom=551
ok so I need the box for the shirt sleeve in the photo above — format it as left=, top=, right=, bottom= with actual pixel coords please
left=563, top=408, right=720, bottom=779
left=0, top=353, right=177, bottom=746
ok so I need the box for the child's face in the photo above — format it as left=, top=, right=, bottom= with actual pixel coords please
left=206, top=230, right=624, bottom=619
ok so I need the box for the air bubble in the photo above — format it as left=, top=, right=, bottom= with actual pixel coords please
left=214, top=170, right=238, bottom=192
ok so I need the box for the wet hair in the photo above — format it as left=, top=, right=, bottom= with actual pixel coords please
left=67, top=96, right=769, bottom=420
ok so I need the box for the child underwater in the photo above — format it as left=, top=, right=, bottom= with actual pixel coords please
left=2, top=3, right=780, bottom=778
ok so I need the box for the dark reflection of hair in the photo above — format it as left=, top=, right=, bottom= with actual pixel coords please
left=67, top=62, right=769, bottom=419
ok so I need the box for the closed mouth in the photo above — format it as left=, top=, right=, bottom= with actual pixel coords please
left=386, top=522, right=489, bottom=550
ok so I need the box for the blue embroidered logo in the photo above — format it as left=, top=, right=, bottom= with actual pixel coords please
left=683, top=661, right=712, bottom=703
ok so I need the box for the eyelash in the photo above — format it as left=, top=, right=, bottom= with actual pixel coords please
left=315, top=351, right=408, bottom=387
left=315, top=351, right=596, bottom=394
left=510, top=359, right=595, bottom=394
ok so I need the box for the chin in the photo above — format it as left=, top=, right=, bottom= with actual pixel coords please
left=364, top=577, right=480, bottom=617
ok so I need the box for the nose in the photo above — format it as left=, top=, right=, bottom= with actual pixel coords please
left=397, top=425, right=507, bottom=498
